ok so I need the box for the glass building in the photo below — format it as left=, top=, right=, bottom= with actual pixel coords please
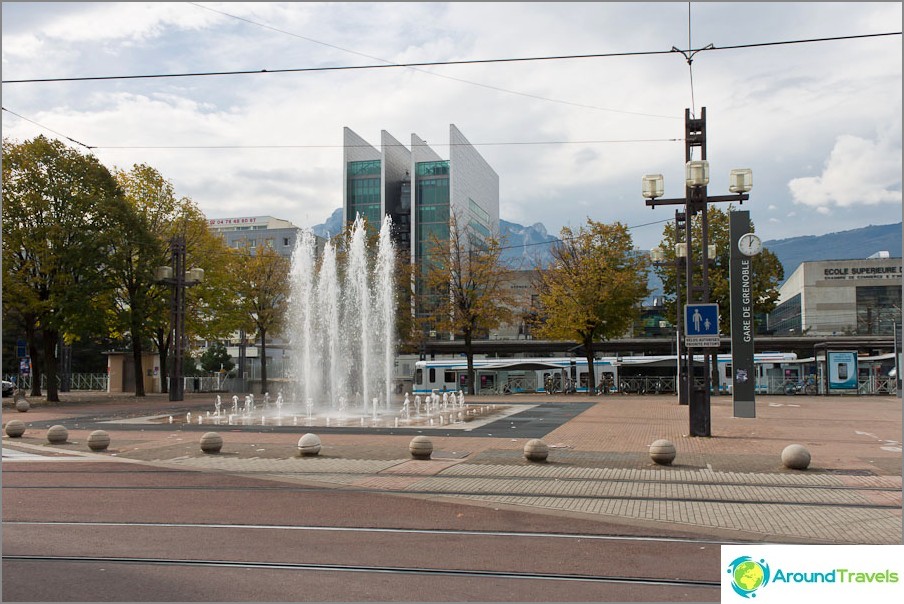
left=342, top=125, right=500, bottom=322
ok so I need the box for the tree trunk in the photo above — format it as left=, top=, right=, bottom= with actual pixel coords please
left=584, top=337, right=597, bottom=393
left=259, top=329, right=268, bottom=395
left=465, top=330, right=475, bottom=395
left=131, top=330, right=146, bottom=397
left=25, top=315, right=42, bottom=397
left=43, top=328, right=60, bottom=402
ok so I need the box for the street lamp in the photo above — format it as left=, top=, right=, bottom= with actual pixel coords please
left=641, top=107, right=751, bottom=437
left=156, top=236, right=204, bottom=402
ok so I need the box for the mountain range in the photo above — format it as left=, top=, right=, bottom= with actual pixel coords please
left=311, top=209, right=901, bottom=284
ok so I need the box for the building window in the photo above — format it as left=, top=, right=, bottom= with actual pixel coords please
left=856, top=286, right=902, bottom=335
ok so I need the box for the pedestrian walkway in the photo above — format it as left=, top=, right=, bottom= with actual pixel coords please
left=3, top=391, right=901, bottom=544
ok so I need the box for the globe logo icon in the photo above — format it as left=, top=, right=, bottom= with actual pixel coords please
left=727, top=556, right=770, bottom=598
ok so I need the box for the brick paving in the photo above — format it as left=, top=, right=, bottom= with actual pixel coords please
left=3, top=390, right=901, bottom=544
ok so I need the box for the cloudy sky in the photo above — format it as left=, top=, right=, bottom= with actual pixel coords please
left=2, top=2, right=901, bottom=250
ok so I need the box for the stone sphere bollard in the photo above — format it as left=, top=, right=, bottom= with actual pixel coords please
left=523, top=439, right=549, bottom=462
left=5, top=419, right=26, bottom=438
left=297, top=433, right=322, bottom=456
left=87, top=430, right=111, bottom=452
left=46, top=425, right=69, bottom=444
left=649, top=439, right=677, bottom=465
left=15, top=398, right=30, bottom=412
left=199, top=432, right=223, bottom=454
left=409, top=435, right=433, bottom=460
left=781, top=444, right=811, bottom=470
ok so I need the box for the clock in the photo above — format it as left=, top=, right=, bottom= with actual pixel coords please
left=738, top=233, right=762, bottom=256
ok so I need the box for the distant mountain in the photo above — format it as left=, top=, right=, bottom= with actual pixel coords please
left=309, top=211, right=901, bottom=288
left=763, top=222, right=902, bottom=281
left=311, top=208, right=344, bottom=240
left=498, top=219, right=557, bottom=270
left=310, top=210, right=557, bottom=269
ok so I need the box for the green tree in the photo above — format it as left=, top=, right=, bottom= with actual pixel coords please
left=2, top=136, right=124, bottom=402
left=108, top=164, right=182, bottom=396
left=228, top=241, right=290, bottom=395
left=149, top=202, right=236, bottom=395
left=200, top=341, right=234, bottom=374
left=652, top=206, right=784, bottom=333
left=653, top=206, right=783, bottom=393
left=533, top=219, right=649, bottom=392
left=421, top=212, right=518, bottom=394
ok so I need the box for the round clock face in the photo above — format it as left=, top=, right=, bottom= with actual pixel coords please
left=738, top=233, right=762, bottom=256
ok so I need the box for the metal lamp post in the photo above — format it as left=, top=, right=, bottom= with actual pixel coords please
left=641, top=107, right=750, bottom=437
left=156, top=235, right=204, bottom=402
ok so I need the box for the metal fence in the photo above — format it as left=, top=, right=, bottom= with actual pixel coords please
left=5, top=373, right=109, bottom=392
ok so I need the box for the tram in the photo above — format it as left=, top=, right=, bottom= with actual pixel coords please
left=412, top=352, right=800, bottom=395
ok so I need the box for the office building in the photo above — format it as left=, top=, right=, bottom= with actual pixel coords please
left=768, top=256, right=902, bottom=336
left=342, top=124, right=500, bottom=263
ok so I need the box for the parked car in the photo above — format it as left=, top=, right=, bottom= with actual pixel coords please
left=2, top=380, right=15, bottom=397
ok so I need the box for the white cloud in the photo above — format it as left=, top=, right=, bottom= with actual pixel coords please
left=788, top=128, right=903, bottom=208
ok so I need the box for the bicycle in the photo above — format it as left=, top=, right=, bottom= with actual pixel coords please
left=783, top=378, right=817, bottom=395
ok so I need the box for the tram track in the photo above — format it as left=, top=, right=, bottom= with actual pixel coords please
left=4, top=482, right=898, bottom=509
left=2, top=466, right=898, bottom=492
left=2, top=554, right=721, bottom=589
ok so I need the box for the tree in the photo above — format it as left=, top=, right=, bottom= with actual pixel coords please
left=2, top=136, right=124, bottom=402
left=653, top=206, right=784, bottom=393
left=421, top=212, right=518, bottom=394
left=200, top=341, right=234, bottom=374
left=107, top=164, right=182, bottom=396
left=228, top=241, right=290, bottom=395
left=533, top=219, right=649, bottom=392
left=652, top=206, right=784, bottom=334
left=148, top=201, right=235, bottom=395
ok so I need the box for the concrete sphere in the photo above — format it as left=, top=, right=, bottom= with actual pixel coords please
left=781, top=444, right=811, bottom=470
left=649, top=439, right=677, bottom=465
left=5, top=420, right=26, bottom=438
left=46, top=425, right=69, bottom=444
left=87, top=430, right=111, bottom=452
left=199, top=432, right=223, bottom=454
left=523, top=439, right=549, bottom=462
left=409, top=435, right=433, bottom=460
left=297, top=433, right=322, bottom=456
left=15, top=399, right=30, bottom=412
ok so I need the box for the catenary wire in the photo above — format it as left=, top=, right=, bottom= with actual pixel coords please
left=2, top=32, right=899, bottom=85
left=186, top=2, right=677, bottom=121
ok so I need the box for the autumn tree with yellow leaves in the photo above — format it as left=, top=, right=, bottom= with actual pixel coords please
left=533, top=220, right=649, bottom=392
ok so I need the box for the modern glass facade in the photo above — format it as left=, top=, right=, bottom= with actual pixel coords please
left=414, top=161, right=450, bottom=264
left=342, top=126, right=500, bottom=330
left=347, top=160, right=382, bottom=226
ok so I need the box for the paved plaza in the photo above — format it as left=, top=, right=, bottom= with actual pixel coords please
left=3, top=390, right=901, bottom=545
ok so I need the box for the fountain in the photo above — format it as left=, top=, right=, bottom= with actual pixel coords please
left=285, top=214, right=397, bottom=421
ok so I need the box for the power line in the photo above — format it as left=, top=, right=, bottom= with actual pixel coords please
left=89, top=139, right=683, bottom=150
left=3, top=32, right=898, bottom=85
left=186, top=2, right=677, bottom=120
left=1, top=107, right=93, bottom=149
left=2, top=106, right=681, bottom=150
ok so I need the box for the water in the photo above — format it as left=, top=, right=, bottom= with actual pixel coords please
left=286, top=215, right=397, bottom=418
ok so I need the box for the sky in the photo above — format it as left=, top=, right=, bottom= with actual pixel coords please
left=2, top=2, right=901, bottom=251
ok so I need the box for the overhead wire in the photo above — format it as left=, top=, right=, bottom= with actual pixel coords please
left=186, top=2, right=675, bottom=121
left=2, top=32, right=898, bottom=85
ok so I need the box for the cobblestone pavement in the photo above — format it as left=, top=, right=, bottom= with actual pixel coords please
left=4, top=391, right=901, bottom=544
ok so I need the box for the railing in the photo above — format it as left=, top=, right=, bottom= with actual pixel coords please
left=5, top=374, right=109, bottom=391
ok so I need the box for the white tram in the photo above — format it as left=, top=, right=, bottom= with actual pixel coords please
left=413, top=352, right=800, bottom=395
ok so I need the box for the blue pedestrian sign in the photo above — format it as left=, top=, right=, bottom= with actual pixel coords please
left=685, top=303, right=720, bottom=347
